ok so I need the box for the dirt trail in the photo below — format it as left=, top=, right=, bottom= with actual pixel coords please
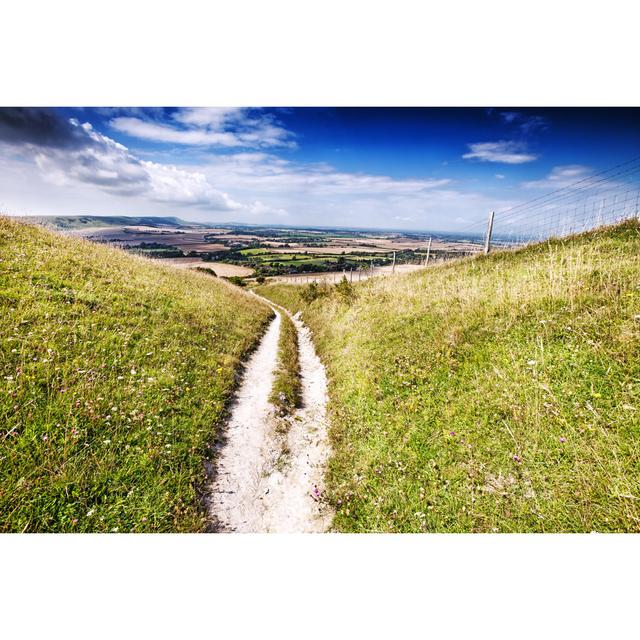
left=209, top=296, right=333, bottom=532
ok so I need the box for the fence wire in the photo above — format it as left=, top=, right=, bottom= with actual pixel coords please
left=460, top=156, right=640, bottom=247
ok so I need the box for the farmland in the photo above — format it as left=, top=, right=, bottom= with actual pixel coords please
left=25, top=215, right=483, bottom=281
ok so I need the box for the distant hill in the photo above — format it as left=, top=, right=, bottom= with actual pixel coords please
left=14, top=215, right=206, bottom=230
left=258, top=220, right=640, bottom=532
left=0, top=215, right=271, bottom=532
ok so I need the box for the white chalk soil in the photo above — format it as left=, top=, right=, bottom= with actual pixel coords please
left=209, top=299, right=333, bottom=533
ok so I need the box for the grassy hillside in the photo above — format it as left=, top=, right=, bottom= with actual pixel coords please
left=0, top=216, right=271, bottom=532
left=257, top=220, right=640, bottom=532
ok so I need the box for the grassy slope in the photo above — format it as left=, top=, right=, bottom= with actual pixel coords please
left=0, top=217, right=271, bottom=532
left=257, top=221, right=640, bottom=532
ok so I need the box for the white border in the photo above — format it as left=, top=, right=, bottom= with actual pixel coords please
left=1, top=1, right=639, bottom=636
left=1, top=0, right=639, bottom=106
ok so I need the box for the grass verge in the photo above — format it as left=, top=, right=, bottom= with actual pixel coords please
left=0, top=216, right=272, bottom=532
left=269, top=310, right=301, bottom=416
left=257, top=220, right=640, bottom=532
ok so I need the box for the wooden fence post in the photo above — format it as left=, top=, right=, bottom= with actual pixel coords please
left=425, top=236, right=432, bottom=266
left=484, top=211, right=495, bottom=255
left=392, top=251, right=396, bottom=274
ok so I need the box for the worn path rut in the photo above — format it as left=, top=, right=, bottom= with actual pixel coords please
left=209, top=296, right=333, bottom=532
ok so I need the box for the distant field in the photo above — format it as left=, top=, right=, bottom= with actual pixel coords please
left=23, top=215, right=482, bottom=280
left=191, top=262, right=254, bottom=277
left=269, top=246, right=392, bottom=254
left=257, top=221, right=640, bottom=532
left=0, top=216, right=271, bottom=532
left=271, top=264, right=425, bottom=284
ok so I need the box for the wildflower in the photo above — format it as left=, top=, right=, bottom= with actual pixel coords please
left=449, top=431, right=456, bottom=436
left=513, top=455, right=521, bottom=463
left=560, top=437, right=566, bottom=443
left=71, top=518, right=78, bottom=525
left=41, top=434, right=48, bottom=442
left=86, top=509, right=95, bottom=517
left=103, top=439, right=111, bottom=444
left=527, top=360, right=537, bottom=366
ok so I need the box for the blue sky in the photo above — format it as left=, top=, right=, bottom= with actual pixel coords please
left=1, top=107, right=638, bottom=231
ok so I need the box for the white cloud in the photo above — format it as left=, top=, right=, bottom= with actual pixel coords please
left=522, top=165, right=592, bottom=189
left=110, top=118, right=242, bottom=147
left=110, top=108, right=295, bottom=149
left=172, top=107, right=241, bottom=128
left=177, top=152, right=513, bottom=229
left=495, top=174, right=505, bottom=179
left=245, top=200, right=288, bottom=217
left=463, top=141, right=538, bottom=164
left=198, top=152, right=451, bottom=196
left=140, top=160, right=242, bottom=209
left=10, top=119, right=242, bottom=211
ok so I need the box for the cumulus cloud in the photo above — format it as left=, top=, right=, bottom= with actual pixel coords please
left=140, top=160, right=242, bottom=209
left=110, top=107, right=296, bottom=149
left=521, top=165, right=592, bottom=189
left=462, top=141, right=538, bottom=164
left=0, top=108, right=241, bottom=211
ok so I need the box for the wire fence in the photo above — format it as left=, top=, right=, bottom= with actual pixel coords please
left=459, top=155, right=640, bottom=249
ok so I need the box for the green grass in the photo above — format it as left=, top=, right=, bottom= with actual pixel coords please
left=257, top=220, right=640, bottom=532
left=269, top=311, right=301, bottom=416
left=239, top=248, right=269, bottom=255
left=0, top=216, right=272, bottom=532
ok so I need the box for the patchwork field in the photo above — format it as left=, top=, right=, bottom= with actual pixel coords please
left=26, top=216, right=482, bottom=282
